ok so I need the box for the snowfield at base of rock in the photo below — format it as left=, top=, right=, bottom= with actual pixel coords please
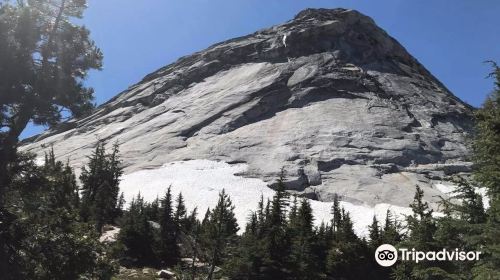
left=120, top=159, right=413, bottom=236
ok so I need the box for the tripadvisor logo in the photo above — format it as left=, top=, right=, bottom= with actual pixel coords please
left=375, top=244, right=398, bottom=267
left=375, top=244, right=481, bottom=267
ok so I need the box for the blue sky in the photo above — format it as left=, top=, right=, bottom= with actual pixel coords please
left=21, top=0, right=500, bottom=138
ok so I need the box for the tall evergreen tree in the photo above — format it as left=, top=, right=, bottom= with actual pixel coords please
left=157, top=186, right=179, bottom=266
left=41, top=148, right=80, bottom=211
left=326, top=207, right=368, bottom=279
left=368, top=215, right=381, bottom=248
left=406, top=185, right=436, bottom=251
left=263, top=171, right=290, bottom=279
left=431, top=178, right=485, bottom=279
left=471, top=62, right=500, bottom=278
left=202, top=189, right=239, bottom=280
left=0, top=0, right=103, bottom=201
left=330, top=193, right=342, bottom=235
left=395, top=186, right=440, bottom=279
left=114, top=192, right=126, bottom=220
left=288, top=199, right=319, bottom=280
left=79, top=142, right=122, bottom=232
left=118, top=193, right=156, bottom=267
left=175, top=192, right=187, bottom=229
left=224, top=211, right=265, bottom=280
left=380, top=209, right=403, bottom=245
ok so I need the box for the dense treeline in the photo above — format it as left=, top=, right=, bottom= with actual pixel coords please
left=0, top=141, right=496, bottom=279
left=111, top=172, right=492, bottom=279
left=1, top=145, right=121, bottom=279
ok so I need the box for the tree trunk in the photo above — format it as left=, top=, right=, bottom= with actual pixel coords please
left=0, top=107, right=33, bottom=205
left=207, top=237, right=220, bottom=280
left=191, top=234, right=198, bottom=280
left=207, top=247, right=217, bottom=280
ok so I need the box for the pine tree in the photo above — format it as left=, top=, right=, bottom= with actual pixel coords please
left=224, top=212, right=265, bottom=280
left=157, top=186, right=179, bottom=266
left=394, top=186, right=439, bottom=279
left=79, top=142, right=123, bottom=232
left=115, top=192, right=126, bottom=220
left=118, top=193, right=156, bottom=267
left=0, top=0, right=103, bottom=201
left=185, top=207, right=199, bottom=233
left=42, top=148, right=80, bottom=211
left=381, top=209, right=403, bottom=244
left=442, top=177, right=486, bottom=226
left=407, top=185, right=436, bottom=251
left=368, top=215, right=381, bottom=248
left=313, top=222, right=331, bottom=275
left=471, top=62, right=500, bottom=278
left=263, top=171, right=290, bottom=279
left=326, top=206, right=367, bottom=279
left=288, top=195, right=298, bottom=224
left=143, top=196, right=159, bottom=222
left=175, top=192, right=187, bottom=229
left=289, top=199, right=319, bottom=280
left=331, top=193, right=342, bottom=235
left=202, top=189, right=239, bottom=280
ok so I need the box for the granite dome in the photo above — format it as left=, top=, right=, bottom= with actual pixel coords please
left=22, top=8, right=473, bottom=208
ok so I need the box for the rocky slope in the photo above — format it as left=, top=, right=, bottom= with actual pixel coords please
left=22, top=8, right=473, bottom=208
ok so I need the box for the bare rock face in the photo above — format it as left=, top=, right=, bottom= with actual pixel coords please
left=22, top=8, right=473, bottom=208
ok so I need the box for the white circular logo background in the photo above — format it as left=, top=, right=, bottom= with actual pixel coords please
left=375, top=244, right=398, bottom=267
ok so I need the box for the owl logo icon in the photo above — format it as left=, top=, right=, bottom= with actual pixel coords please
left=375, top=244, right=398, bottom=267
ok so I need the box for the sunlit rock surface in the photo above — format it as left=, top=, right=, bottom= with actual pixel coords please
left=22, top=8, right=473, bottom=209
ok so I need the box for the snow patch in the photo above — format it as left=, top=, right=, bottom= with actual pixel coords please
left=119, top=160, right=412, bottom=236
left=475, top=187, right=490, bottom=209
left=435, top=183, right=490, bottom=209
left=34, top=157, right=45, bottom=166
left=435, top=183, right=455, bottom=194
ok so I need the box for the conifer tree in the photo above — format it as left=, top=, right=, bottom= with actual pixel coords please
left=381, top=209, right=403, bottom=244
left=79, top=142, right=122, bottom=232
left=451, top=177, right=486, bottom=224
left=289, top=199, right=319, bottom=280
left=224, top=212, right=264, bottom=280
left=0, top=0, right=103, bottom=201
left=115, top=192, right=126, bottom=220
left=432, top=184, right=480, bottom=279
left=118, top=193, right=156, bottom=267
left=203, top=189, right=239, bottom=280
left=313, top=222, right=331, bottom=274
left=288, top=195, right=298, bottom=225
left=368, top=215, right=381, bottom=248
left=175, top=192, right=187, bottom=230
left=264, top=171, right=290, bottom=279
left=331, top=193, right=342, bottom=235
left=42, top=148, right=80, bottom=211
left=158, top=186, right=179, bottom=266
left=326, top=207, right=367, bottom=279
left=395, top=186, right=440, bottom=279
left=406, top=185, right=436, bottom=251
left=185, top=207, right=199, bottom=233
left=471, top=62, right=500, bottom=278
left=142, top=196, right=159, bottom=222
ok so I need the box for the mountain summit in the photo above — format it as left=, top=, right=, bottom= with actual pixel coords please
left=22, top=8, right=473, bottom=210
